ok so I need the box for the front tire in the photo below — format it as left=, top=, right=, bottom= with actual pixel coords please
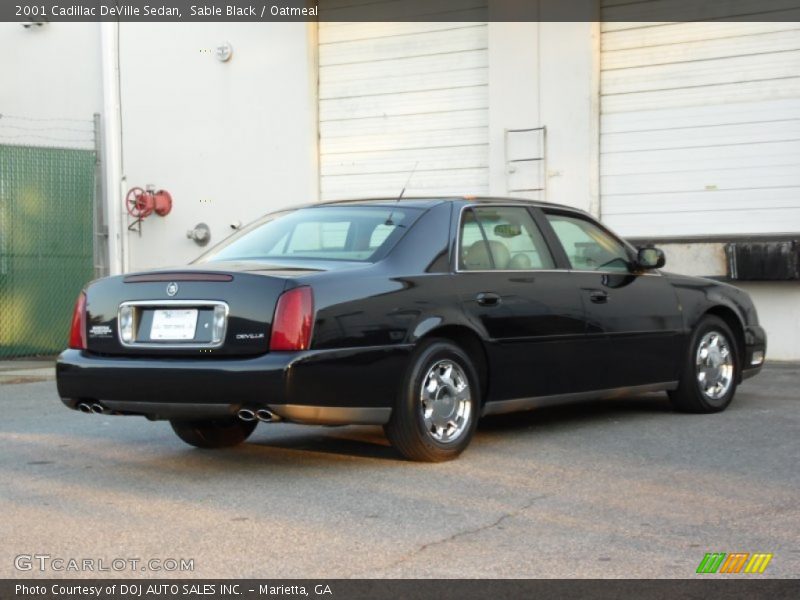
left=669, top=315, right=739, bottom=413
left=384, top=339, right=480, bottom=462
left=170, top=417, right=257, bottom=449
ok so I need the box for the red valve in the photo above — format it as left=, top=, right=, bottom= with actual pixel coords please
left=152, top=189, right=173, bottom=216
left=125, top=187, right=153, bottom=218
left=125, top=187, right=172, bottom=219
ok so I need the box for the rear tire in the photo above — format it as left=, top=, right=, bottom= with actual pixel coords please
left=170, top=417, right=257, bottom=449
left=384, top=339, right=480, bottom=462
left=669, top=315, right=739, bottom=413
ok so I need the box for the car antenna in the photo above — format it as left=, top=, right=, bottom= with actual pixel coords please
left=385, top=161, right=418, bottom=226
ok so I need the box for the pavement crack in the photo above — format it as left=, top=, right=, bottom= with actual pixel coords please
left=377, top=494, right=548, bottom=574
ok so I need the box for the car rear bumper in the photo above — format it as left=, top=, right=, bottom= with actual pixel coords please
left=742, top=324, right=767, bottom=381
left=56, top=345, right=412, bottom=425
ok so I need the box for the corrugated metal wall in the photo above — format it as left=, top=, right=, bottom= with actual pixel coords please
left=600, top=1, right=800, bottom=238
left=318, top=2, right=489, bottom=200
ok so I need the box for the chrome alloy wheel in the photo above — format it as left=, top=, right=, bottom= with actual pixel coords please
left=696, top=331, right=734, bottom=401
left=420, top=360, right=472, bottom=444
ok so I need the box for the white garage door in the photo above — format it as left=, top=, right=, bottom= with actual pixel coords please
left=600, top=1, right=800, bottom=238
left=318, top=7, right=489, bottom=201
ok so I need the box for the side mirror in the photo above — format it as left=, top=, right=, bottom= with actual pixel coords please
left=637, top=246, right=666, bottom=270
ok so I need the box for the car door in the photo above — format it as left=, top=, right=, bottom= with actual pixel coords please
left=453, top=205, right=589, bottom=402
left=541, top=209, right=683, bottom=391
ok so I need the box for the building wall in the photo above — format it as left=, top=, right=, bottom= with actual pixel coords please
left=737, top=282, right=800, bottom=361
left=117, top=23, right=319, bottom=271
left=0, top=22, right=102, bottom=145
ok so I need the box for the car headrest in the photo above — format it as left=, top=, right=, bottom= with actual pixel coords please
left=464, top=240, right=510, bottom=270
left=508, top=253, right=532, bottom=270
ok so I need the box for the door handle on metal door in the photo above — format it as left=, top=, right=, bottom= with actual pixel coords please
left=589, top=290, right=609, bottom=304
left=476, top=292, right=501, bottom=307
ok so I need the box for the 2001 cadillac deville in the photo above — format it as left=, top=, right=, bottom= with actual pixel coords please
left=57, top=198, right=766, bottom=461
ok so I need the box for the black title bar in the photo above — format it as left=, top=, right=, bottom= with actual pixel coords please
left=4, top=0, right=800, bottom=22
left=4, top=579, right=800, bottom=600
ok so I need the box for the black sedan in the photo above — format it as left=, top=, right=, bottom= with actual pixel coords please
left=57, top=198, right=766, bottom=461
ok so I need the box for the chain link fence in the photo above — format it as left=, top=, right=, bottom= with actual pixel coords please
left=0, top=115, right=97, bottom=358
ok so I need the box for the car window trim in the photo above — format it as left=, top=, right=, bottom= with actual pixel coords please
left=454, top=203, right=560, bottom=274
left=529, top=206, right=573, bottom=270
left=451, top=203, right=663, bottom=277
left=542, top=207, right=637, bottom=255
left=539, top=207, right=657, bottom=274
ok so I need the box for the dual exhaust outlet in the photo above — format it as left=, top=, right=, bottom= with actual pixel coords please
left=78, top=401, right=275, bottom=422
left=237, top=408, right=276, bottom=423
left=77, top=402, right=109, bottom=415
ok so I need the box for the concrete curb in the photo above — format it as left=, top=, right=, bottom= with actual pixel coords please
left=0, top=367, right=55, bottom=385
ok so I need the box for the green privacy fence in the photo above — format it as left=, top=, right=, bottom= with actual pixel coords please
left=0, top=144, right=95, bottom=358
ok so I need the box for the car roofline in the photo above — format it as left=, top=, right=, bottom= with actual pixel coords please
left=315, top=196, right=582, bottom=213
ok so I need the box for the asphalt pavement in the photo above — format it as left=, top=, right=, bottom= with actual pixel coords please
left=1, top=364, right=798, bottom=578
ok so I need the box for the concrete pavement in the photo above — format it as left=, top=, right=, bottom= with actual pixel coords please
left=0, top=364, right=798, bottom=578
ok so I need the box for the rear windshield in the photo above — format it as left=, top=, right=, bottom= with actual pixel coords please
left=200, top=205, right=421, bottom=263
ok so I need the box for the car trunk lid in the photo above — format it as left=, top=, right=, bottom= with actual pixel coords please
left=84, top=267, right=294, bottom=357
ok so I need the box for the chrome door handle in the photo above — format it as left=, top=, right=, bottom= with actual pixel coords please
left=476, top=292, right=501, bottom=307
left=589, top=290, right=609, bottom=304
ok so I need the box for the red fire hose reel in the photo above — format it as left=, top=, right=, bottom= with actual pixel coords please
left=125, top=186, right=173, bottom=219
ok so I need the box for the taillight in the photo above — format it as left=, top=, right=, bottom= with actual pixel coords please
left=270, top=286, right=314, bottom=351
left=68, top=292, right=87, bottom=350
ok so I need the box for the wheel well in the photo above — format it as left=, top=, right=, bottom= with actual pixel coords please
left=421, top=325, right=489, bottom=402
left=704, top=305, right=746, bottom=374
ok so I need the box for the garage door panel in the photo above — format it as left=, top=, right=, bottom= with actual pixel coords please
left=319, top=7, right=488, bottom=200
left=320, top=85, right=487, bottom=121
left=601, top=120, right=800, bottom=153
left=321, top=169, right=489, bottom=200
left=321, top=126, right=488, bottom=155
left=601, top=98, right=800, bottom=133
left=601, top=6, right=800, bottom=237
left=321, top=66, right=488, bottom=100
left=321, top=145, right=488, bottom=176
left=604, top=186, right=800, bottom=215
left=602, top=21, right=800, bottom=52
left=602, top=29, right=800, bottom=71
left=602, top=164, right=800, bottom=196
left=602, top=50, right=800, bottom=95
left=320, top=21, right=482, bottom=45
left=603, top=77, right=800, bottom=114
left=601, top=140, right=800, bottom=175
left=605, top=206, right=800, bottom=237
left=321, top=108, right=488, bottom=139
left=319, top=25, right=487, bottom=66
left=320, top=49, right=487, bottom=87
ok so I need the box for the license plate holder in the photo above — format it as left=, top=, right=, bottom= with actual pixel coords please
left=150, top=308, right=199, bottom=341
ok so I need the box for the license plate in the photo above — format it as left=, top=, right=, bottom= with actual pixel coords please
left=150, top=309, right=198, bottom=341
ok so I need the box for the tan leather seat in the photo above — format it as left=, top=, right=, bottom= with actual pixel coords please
left=464, top=240, right=510, bottom=270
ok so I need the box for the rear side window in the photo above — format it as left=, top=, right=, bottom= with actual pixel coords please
left=459, top=206, right=555, bottom=271
left=202, top=206, right=421, bottom=263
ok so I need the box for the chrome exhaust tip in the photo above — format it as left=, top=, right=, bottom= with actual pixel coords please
left=77, top=402, right=92, bottom=414
left=90, top=403, right=106, bottom=414
left=255, top=409, right=274, bottom=422
left=237, top=408, right=256, bottom=422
